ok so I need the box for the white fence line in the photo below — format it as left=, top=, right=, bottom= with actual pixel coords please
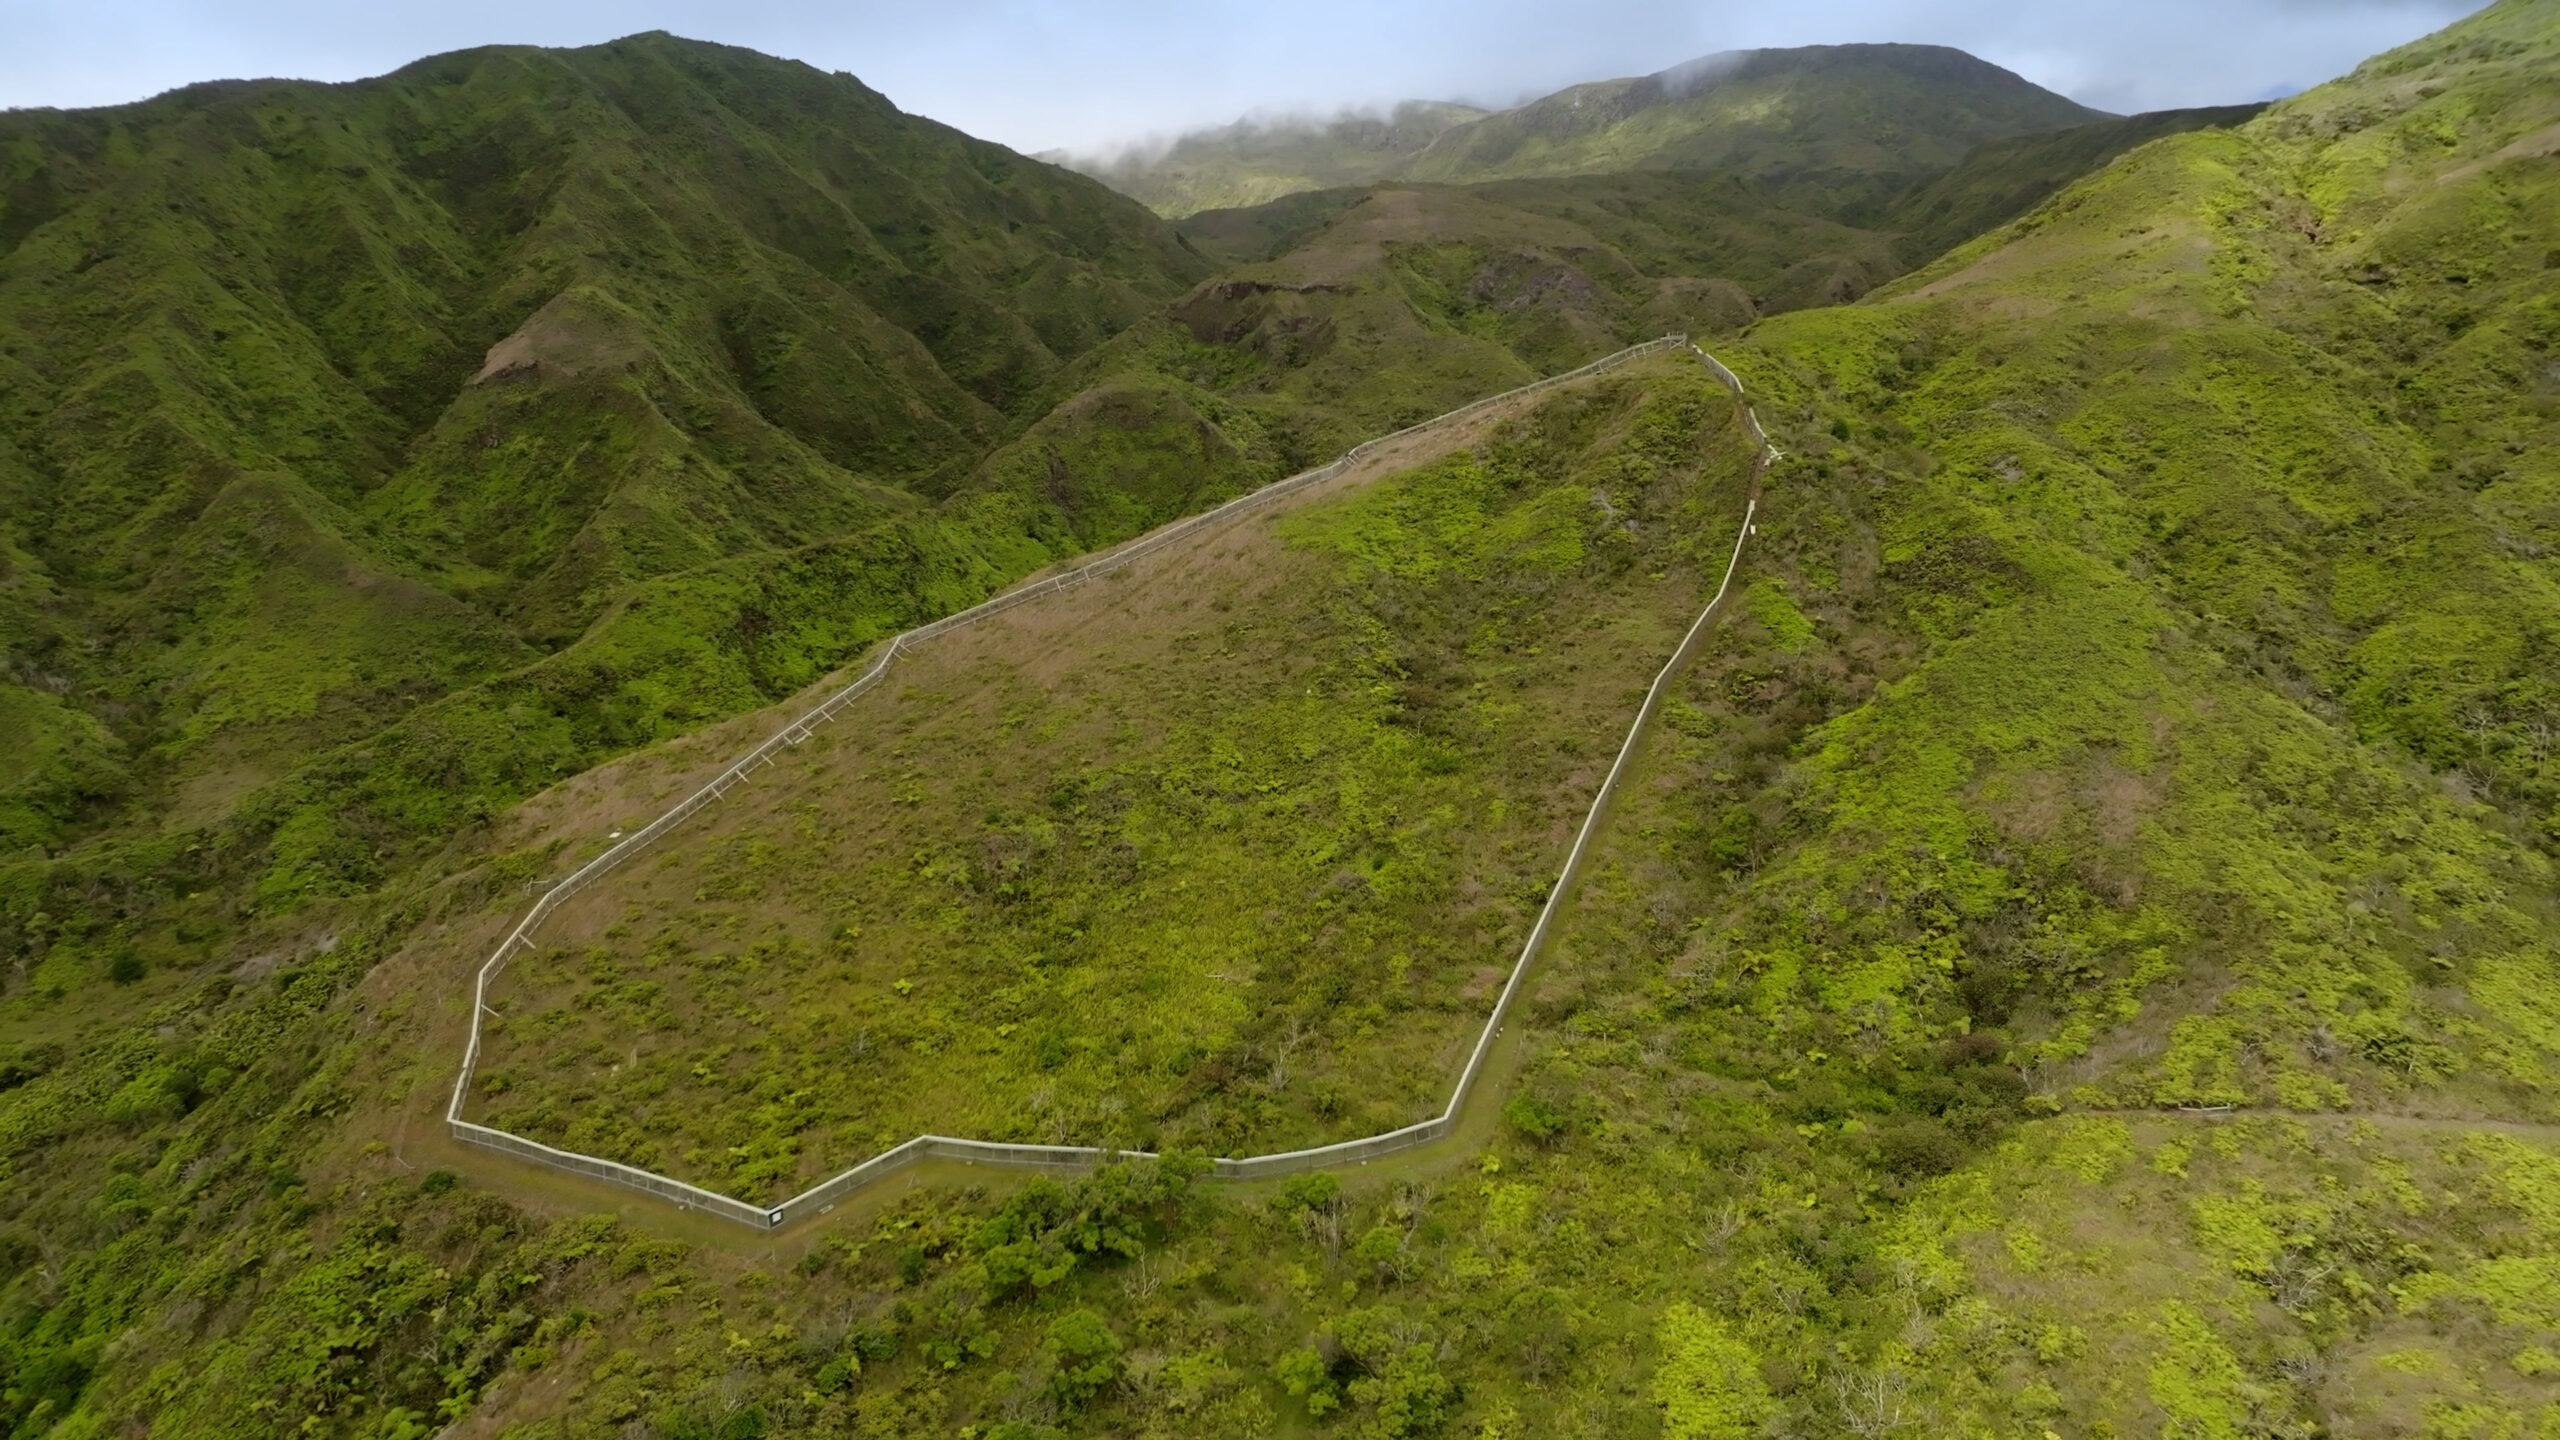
left=449, top=335, right=1772, bottom=1227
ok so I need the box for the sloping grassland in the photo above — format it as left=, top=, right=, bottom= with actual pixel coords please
left=464, top=358, right=1753, bottom=1198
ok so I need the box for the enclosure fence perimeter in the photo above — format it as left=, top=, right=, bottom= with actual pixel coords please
left=447, top=335, right=1769, bottom=1229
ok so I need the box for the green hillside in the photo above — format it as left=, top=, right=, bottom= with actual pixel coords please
left=0, top=22, right=1940, bottom=991
left=1078, top=44, right=2106, bottom=219
left=1066, top=102, right=1489, bottom=218
left=1400, top=45, right=2104, bottom=204
left=1155, top=97, right=2264, bottom=370
left=3, top=2, right=2560, bottom=1437
left=0, top=31, right=1218, bottom=898
left=1876, top=101, right=2271, bottom=255
left=1176, top=172, right=1901, bottom=321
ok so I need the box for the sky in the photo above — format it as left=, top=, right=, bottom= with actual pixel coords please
left=0, top=0, right=2489, bottom=156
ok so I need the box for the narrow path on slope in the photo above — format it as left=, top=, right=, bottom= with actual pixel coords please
left=2076, top=1108, right=2560, bottom=1140
left=435, top=338, right=1775, bottom=1231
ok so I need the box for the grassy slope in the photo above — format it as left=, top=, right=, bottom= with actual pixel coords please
left=3, top=4, right=2559, bottom=1438
left=461, top=362, right=1750, bottom=1198
left=1503, top=0, right=2560, bottom=1430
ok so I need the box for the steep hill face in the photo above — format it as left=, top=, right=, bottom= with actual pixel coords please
left=0, top=32, right=1206, bottom=886
left=1079, top=43, right=2106, bottom=218
left=1876, top=100, right=2270, bottom=254
left=1559, top=0, right=2560, bottom=1427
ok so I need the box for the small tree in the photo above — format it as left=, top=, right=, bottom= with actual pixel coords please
left=1043, top=1309, right=1123, bottom=1410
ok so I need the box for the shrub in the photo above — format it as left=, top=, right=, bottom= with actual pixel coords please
left=1353, top=1224, right=1411, bottom=1282
left=1504, top=1094, right=1567, bottom=1144
left=972, top=1156, right=1206, bottom=1298
left=1274, top=1171, right=1342, bottom=1214
left=1276, top=1345, right=1340, bottom=1416
left=1874, top=1116, right=1964, bottom=1177
left=1705, top=806, right=1758, bottom=872
left=1043, top=1309, right=1123, bottom=1408
left=1651, top=1303, right=1775, bottom=1440
left=1335, top=1307, right=1455, bottom=1438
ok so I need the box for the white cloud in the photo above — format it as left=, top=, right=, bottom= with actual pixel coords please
left=0, top=0, right=2489, bottom=153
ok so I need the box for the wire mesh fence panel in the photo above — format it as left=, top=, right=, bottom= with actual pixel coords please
left=1210, top=1119, right=1452, bottom=1181
left=767, top=1138, right=938, bottom=1219
left=1690, top=345, right=1745, bottom=396
left=452, top=1122, right=777, bottom=1227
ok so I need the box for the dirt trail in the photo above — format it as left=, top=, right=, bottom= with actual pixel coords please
left=2079, top=1108, right=2560, bottom=1140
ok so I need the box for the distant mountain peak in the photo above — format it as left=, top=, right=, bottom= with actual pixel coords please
left=1075, top=41, right=2107, bottom=216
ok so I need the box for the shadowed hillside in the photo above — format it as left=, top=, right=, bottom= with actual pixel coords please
left=1877, top=100, right=2271, bottom=254
left=1154, top=99, right=2268, bottom=379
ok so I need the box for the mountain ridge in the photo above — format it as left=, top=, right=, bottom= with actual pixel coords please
left=0, top=30, right=1251, bottom=936
left=1056, top=100, right=1492, bottom=218
left=1074, top=42, right=2110, bottom=217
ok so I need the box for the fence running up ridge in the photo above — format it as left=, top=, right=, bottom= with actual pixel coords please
left=447, top=334, right=1770, bottom=1229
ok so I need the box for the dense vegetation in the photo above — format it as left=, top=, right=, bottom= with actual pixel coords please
left=2, top=2, right=2558, bottom=1437
left=1877, top=102, right=2269, bottom=259
left=1160, top=107, right=2269, bottom=348
left=1078, top=44, right=2102, bottom=218
left=0, top=31, right=1223, bottom=928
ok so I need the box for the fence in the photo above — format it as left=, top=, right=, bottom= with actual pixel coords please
left=450, top=334, right=1771, bottom=1228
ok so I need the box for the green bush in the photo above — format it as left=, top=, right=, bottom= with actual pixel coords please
left=1041, top=1309, right=1124, bottom=1409
left=1503, top=1094, right=1568, bottom=1144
